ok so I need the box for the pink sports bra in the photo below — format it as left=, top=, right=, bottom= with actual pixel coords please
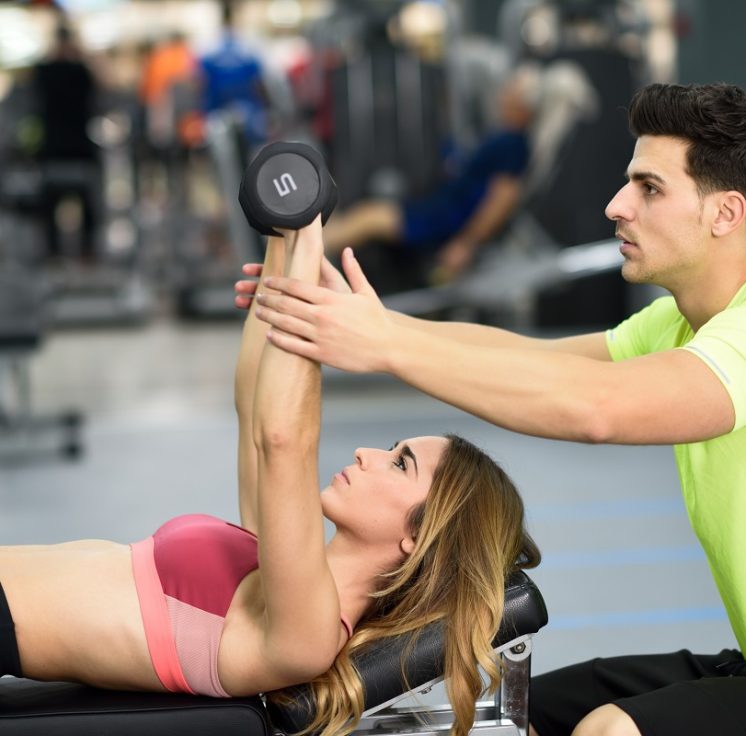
left=130, top=514, right=352, bottom=697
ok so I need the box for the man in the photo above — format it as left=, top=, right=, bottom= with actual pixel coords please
left=320, top=64, right=541, bottom=282
left=238, top=82, right=746, bottom=735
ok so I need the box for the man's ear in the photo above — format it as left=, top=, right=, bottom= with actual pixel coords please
left=400, top=536, right=416, bottom=556
left=712, top=191, right=746, bottom=237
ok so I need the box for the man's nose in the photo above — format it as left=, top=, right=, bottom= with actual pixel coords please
left=605, top=182, right=633, bottom=222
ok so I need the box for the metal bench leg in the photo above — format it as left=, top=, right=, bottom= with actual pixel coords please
left=495, top=636, right=534, bottom=736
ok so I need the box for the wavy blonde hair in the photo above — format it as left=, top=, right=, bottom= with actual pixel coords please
left=273, top=434, right=540, bottom=736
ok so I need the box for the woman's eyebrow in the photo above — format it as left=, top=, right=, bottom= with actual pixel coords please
left=401, top=444, right=419, bottom=477
left=391, top=441, right=419, bottom=476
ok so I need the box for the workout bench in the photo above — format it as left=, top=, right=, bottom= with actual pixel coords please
left=0, top=572, right=546, bottom=736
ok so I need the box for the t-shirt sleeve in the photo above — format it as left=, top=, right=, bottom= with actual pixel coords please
left=605, top=296, right=679, bottom=361
left=681, top=307, right=746, bottom=431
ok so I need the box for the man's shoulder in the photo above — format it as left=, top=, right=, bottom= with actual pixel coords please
left=607, top=295, right=685, bottom=360
left=630, top=295, right=683, bottom=329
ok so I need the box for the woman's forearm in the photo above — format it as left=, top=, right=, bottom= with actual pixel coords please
left=235, top=237, right=285, bottom=416
left=235, top=237, right=285, bottom=528
left=253, top=226, right=323, bottom=450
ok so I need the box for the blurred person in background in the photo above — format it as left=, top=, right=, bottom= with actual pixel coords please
left=139, top=32, right=201, bottom=154
left=31, top=21, right=101, bottom=264
left=198, top=0, right=270, bottom=151
left=320, top=65, right=542, bottom=283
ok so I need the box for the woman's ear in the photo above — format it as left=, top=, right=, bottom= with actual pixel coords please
left=712, top=191, right=746, bottom=237
left=400, top=536, right=416, bottom=556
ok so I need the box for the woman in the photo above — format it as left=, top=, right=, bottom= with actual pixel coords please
left=0, top=218, right=539, bottom=736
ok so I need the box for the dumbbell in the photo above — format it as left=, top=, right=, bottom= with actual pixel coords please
left=239, top=141, right=337, bottom=236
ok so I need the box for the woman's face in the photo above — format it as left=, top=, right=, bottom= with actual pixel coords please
left=321, top=435, right=448, bottom=547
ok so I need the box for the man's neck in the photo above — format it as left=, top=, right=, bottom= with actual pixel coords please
left=672, top=272, right=746, bottom=332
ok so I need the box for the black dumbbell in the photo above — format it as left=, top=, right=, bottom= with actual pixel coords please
left=239, top=141, right=337, bottom=236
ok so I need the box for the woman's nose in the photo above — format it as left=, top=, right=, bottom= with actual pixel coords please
left=354, top=447, right=384, bottom=469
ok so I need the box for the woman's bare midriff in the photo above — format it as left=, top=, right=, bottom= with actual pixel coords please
left=0, top=540, right=164, bottom=691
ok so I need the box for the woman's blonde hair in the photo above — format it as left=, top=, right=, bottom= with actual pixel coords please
left=276, top=434, right=539, bottom=736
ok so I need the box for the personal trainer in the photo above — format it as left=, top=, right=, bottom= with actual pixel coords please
left=241, top=82, right=746, bottom=735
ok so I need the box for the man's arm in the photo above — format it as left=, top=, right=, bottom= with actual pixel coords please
left=256, top=250, right=734, bottom=445
left=390, top=310, right=612, bottom=359
left=435, top=175, right=522, bottom=279
left=383, top=323, right=733, bottom=444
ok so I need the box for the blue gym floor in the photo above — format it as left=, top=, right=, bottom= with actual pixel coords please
left=0, top=318, right=734, bottom=688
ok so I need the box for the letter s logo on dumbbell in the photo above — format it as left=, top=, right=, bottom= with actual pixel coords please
left=273, top=173, right=298, bottom=197
left=239, top=141, right=338, bottom=236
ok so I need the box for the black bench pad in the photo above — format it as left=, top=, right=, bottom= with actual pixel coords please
left=0, top=679, right=269, bottom=736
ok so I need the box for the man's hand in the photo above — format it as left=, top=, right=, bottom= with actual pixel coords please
left=430, top=237, right=478, bottom=284
left=254, top=248, right=393, bottom=373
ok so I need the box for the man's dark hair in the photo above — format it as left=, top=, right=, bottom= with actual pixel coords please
left=628, top=82, right=746, bottom=198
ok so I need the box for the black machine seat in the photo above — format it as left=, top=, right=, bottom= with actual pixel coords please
left=269, top=570, right=547, bottom=732
left=0, top=572, right=546, bottom=735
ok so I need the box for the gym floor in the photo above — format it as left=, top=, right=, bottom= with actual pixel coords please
left=0, top=317, right=734, bottom=692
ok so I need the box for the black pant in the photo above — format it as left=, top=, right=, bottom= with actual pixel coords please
left=530, top=649, right=746, bottom=736
left=0, top=581, right=22, bottom=677
left=40, top=159, right=101, bottom=260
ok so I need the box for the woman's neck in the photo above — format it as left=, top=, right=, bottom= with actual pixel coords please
left=324, top=533, right=404, bottom=630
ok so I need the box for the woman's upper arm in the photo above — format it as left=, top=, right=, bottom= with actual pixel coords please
left=253, top=447, right=342, bottom=679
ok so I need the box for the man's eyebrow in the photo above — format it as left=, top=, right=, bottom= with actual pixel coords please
left=625, top=170, right=667, bottom=185
left=392, top=440, right=419, bottom=477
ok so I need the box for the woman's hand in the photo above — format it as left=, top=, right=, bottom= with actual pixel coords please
left=234, top=256, right=351, bottom=310
left=234, top=263, right=263, bottom=310
left=254, top=248, right=394, bottom=374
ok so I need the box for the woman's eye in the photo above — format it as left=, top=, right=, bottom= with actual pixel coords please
left=394, top=454, right=407, bottom=471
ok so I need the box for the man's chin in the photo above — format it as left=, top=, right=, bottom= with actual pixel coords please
left=620, top=261, right=650, bottom=284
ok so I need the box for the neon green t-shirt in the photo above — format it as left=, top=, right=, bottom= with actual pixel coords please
left=606, top=282, right=746, bottom=652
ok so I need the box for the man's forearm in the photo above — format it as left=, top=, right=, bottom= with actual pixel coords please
left=456, top=176, right=521, bottom=246
left=389, top=312, right=613, bottom=359
left=384, top=322, right=608, bottom=442
left=390, top=311, right=549, bottom=349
